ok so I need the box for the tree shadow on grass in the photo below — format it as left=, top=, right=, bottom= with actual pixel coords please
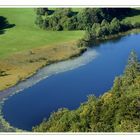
left=119, top=8, right=140, bottom=21
left=0, top=16, right=15, bottom=35
left=128, top=9, right=140, bottom=18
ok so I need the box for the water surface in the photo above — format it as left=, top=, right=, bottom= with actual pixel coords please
left=2, top=33, right=140, bottom=131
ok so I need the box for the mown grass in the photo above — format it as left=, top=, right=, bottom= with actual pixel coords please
left=0, top=8, right=84, bottom=58
left=0, top=8, right=140, bottom=59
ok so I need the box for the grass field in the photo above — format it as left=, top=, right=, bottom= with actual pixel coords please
left=0, top=8, right=140, bottom=59
left=0, top=8, right=85, bottom=91
left=0, top=8, right=84, bottom=58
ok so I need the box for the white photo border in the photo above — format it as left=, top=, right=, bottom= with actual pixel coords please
left=0, top=2, right=139, bottom=140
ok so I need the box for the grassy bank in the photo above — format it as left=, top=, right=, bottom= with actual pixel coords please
left=0, top=8, right=85, bottom=91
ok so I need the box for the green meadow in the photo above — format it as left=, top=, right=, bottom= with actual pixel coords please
left=0, top=8, right=84, bottom=58
left=0, top=8, right=140, bottom=59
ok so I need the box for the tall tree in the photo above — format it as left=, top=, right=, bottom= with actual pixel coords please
left=124, top=50, right=140, bottom=85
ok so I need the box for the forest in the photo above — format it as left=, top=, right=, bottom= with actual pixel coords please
left=35, top=8, right=132, bottom=30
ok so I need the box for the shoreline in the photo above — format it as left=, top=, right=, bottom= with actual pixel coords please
left=1, top=28, right=140, bottom=93
left=88, top=28, right=140, bottom=47
left=0, top=47, right=98, bottom=101
left=0, top=41, right=86, bottom=92
left=0, top=28, right=140, bottom=132
left=0, top=46, right=97, bottom=132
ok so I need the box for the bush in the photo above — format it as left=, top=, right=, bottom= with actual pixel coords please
left=77, top=39, right=89, bottom=48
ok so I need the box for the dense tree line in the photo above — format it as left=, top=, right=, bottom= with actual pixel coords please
left=33, top=51, right=140, bottom=132
left=35, top=8, right=132, bottom=31
left=77, top=18, right=135, bottom=48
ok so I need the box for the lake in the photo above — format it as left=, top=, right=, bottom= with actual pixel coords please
left=1, top=33, right=140, bottom=131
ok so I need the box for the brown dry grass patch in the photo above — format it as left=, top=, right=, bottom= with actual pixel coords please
left=0, top=41, right=84, bottom=91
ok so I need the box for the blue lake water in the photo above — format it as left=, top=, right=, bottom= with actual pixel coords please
left=1, top=33, right=140, bottom=131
